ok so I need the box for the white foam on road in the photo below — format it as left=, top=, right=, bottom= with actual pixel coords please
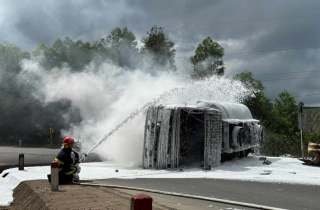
left=1, top=155, right=320, bottom=206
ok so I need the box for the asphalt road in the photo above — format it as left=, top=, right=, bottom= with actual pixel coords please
left=117, top=188, right=257, bottom=210
left=0, top=146, right=60, bottom=173
left=91, top=178, right=320, bottom=210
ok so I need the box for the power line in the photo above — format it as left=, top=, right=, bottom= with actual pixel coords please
left=177, top=56, right=320, bottom=82
left=270, top=93, right=320, bottom=101
left=132, top=14, right=320, bottom=58
left=260, top=75, right=320, bottom=82
left=254, top=70, right=320, bottom=76
left=178, top=57, right=320, bottom=81
left=294, top=93, right=320, bottom=98
left=176, top=44, right=320, bottom=59
left=132, top=14, right=320, bottom=30
left=224, top=45, right=320, bottom=56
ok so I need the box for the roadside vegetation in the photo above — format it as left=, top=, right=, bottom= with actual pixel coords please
left=234, top=71, right=320, bottom=157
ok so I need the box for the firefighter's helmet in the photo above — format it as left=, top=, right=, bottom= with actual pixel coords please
left=62, top=137, right=75, bottom=145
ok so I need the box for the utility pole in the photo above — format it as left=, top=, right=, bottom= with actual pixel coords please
left=298, top=102, right=305, bottom=159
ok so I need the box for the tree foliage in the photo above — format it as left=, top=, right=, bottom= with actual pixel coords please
left=190, top=37, right=225, bottom=79
left=33, top=26, right=175, bottom=71
left=234, top=71, right=273, bottom=128
left=100, top=27, right=139, bottom=69
left=33, top=28, right=141, bottom=71
left=272, top=90, right=299, bottom=136
left=0, top=42, right=30, bottom=73
left=262, top=131, right=301, bottom=156
left=141, top=25, right=176, bottom=71
left=235, top=70, right=304, bottom=156
left=262, top=91, right=300, bottom=156
left=33, top=38, right=93, bottom=71
left=33, top=43, right=58, bottom=69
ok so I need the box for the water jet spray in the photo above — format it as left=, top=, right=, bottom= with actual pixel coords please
left=76, top=75, right=254, bottom=164
left=79, top=87, right=181, bottom=162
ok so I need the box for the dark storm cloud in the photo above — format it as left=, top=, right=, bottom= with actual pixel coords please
left=0, top=0, right=319, bottom=105
left=0, top=0, right=143, bottom=50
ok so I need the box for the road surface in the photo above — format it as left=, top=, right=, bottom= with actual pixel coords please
left=0, top=146, right=60, bottom=173
left=90, top=178, right=320, bottom=210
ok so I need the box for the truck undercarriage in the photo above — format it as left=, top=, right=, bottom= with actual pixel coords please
left=142, top=101, right=263, bottom=169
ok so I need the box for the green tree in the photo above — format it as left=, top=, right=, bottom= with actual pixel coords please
left=33, top=43, right=58, bottom=69
left=0, top=41, right=30, bottom=73
left=100, top=27, right=139, bottom=69
left=33, top=38, right=93, bottom=71
left=262, top=91, right=300, bottom=156
left=272, top=90, right=299, bottom=136
left=52, top=38, right=68, bottom=67
left=305, top=133, right=320, bottom=144
left=234, top=71, right=273, bottom=128
left=234, top=71, right=303, bottom=156
left=141, top=25, right=176, bottom=71
left=262, top=130, right=300, bottom=156
left=92, top=41, right=109, bottom=65
left=33, top=40, right=67, bottom=69
left=63, top=38, right=93, bottom=71
left=190, top=37, right=225, bottom=79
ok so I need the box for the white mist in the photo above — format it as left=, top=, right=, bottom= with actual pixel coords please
left=19, top=58, right=253, bottom=167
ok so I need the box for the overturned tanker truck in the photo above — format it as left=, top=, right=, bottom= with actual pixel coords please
left=142, top=101, right=263, bottom=170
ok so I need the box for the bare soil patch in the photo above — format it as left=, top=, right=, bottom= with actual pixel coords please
left=0, top=180, right=175, bottom=210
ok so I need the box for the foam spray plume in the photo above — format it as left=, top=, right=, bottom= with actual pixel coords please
left=81, top=86, right=181, bottom=161
left=14, top=51, right=255, bottom=166
left=80, top=75, right=254, bottom=162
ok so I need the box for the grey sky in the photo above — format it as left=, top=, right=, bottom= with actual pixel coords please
left=1, top=0, right=320, bottom=105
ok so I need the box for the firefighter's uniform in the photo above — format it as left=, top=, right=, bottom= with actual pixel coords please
left=55, top=147, right=77, bottom=184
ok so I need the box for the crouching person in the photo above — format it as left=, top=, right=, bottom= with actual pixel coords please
left=55, top=137, right=78, bottom=184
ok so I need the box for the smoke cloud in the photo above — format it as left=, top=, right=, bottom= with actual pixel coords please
left=17, top=55, right=253, bottom=167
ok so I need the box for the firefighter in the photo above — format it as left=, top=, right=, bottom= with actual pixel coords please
left=54, top=137, right=78, bottom=184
